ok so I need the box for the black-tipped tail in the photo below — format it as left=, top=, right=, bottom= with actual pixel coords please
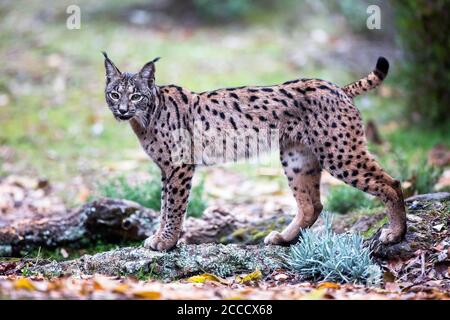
left=375, top=56, right=389, bottom=79
left=343, top=56, right=390, bottom=98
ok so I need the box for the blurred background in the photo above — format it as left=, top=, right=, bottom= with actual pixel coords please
left=0, top=0, right=449, bottom=221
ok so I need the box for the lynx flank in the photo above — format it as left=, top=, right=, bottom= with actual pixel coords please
left=103, top=53, right=406, bottom=251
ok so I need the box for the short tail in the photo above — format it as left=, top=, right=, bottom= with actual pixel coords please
left=343, top=57, right=389, bottom=98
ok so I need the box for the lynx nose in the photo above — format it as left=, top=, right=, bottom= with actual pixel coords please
left=118, top=106, right=128, bottom=114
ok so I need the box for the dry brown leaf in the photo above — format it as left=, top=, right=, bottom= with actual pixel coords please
left=46, top=279, right=63, bottom=291
left=79, top=282, right=90, bottom=295
left=383, top=271, right=396, bottom=283
left=93, top=279, right=104, bottom=291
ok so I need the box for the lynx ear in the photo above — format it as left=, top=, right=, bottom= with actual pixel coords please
left=138, top=57, right=160, bottom=86
left=102, top=51, right=121, bottom=81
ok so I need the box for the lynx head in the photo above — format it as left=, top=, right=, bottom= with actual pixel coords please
left=102, top=52, right=160, bottom=125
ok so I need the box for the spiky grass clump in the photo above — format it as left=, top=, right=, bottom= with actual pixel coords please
left=324, top=185, right=380, bottom=214
left=286, top=214, right=381, bottom=285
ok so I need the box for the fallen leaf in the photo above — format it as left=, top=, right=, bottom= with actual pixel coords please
left=60, top=248, right=69, bottom=259
left=385, top=282, right=401, bottom=292
left=224, top=295, right=245, bottom=300
left=274, top=273, right=289, bottom=281
left=432, top=224, right=445, bottom=232
left=76, top=187, right=91, bottom=203
left=406, top=214, right=423, bottom=223
left=300, top=288, right=327, bottom=300
left=236, top=269, right=262, bottom=284
left=402, top=181, right=412, bottom=189
left=79, top=282, right=92, bottom=295
left=112, top=284, right=130, bottom=294
left=318, top=282, right=340, bottom=289
left=14, top=278, right=36, bottom=291
left=133, top=290, right=161, bottom=299
left=187, top=273, right=228, bottom=285
left=383, top=271, right=396, bottom=283
left=46, top=279, right=63, bottom=291
left=93, top=279, right=104, bottom=291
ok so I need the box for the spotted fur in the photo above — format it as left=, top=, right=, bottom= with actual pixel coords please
left=103, top=53, right=406, bottom=251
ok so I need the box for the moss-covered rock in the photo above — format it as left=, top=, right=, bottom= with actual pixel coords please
left=27, top=244, right=288, bottom=281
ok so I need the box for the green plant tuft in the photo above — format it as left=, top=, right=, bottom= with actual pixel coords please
left=97, top=175, right=161, bottom=212
left=324, top=185, right=380, bottom=214
left=389, top=153, right=443, bottom=195
left=286, top=213, right=381, bottom=285
left=97, top=166, right=207, bottom=218
left=186, top=178, right=207, bottom=218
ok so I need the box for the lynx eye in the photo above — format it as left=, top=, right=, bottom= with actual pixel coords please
left=130, top=93, right=142, bottom=102
left=109, top=92, right=120, bottom=100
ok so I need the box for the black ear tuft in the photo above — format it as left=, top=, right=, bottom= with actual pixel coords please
left=152, top=57, right=161, bottom=63
left=103, top=51, right=121, bottom=79
left=138, top=59, right=158, bottom=85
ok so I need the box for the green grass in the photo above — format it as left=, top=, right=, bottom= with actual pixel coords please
left=96, top=166, right=208, bottom=218
left=325, top=185, right=381, bottom=214
left=98, top=175, right=161, bottom=212
left=136, top=262, right=161, bottom=281
left=384, top=126, right=450, bottom=160
left=386, top=153, right=443, bottom=195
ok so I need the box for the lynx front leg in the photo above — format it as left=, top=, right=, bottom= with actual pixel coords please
left=144, top=164, right=195, bottom=251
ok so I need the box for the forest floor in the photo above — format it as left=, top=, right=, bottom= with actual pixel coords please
left=2, top=274, right=447, bottom=300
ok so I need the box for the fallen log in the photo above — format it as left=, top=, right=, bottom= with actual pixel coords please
left=0, top=198, right=159, bottom=256
left=0, top=198, right=292, bottom=256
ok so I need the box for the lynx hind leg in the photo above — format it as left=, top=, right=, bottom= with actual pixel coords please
left=265, top=144, right=323, bottom=246
left=319, top=143, right=406, bottom=244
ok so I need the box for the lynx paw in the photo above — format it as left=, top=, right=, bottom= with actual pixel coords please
left=379, top=227, right=404, bottom=244
left=144, top=234, right=178, bottom=251
left=264, top=231, right=287, bottom=245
